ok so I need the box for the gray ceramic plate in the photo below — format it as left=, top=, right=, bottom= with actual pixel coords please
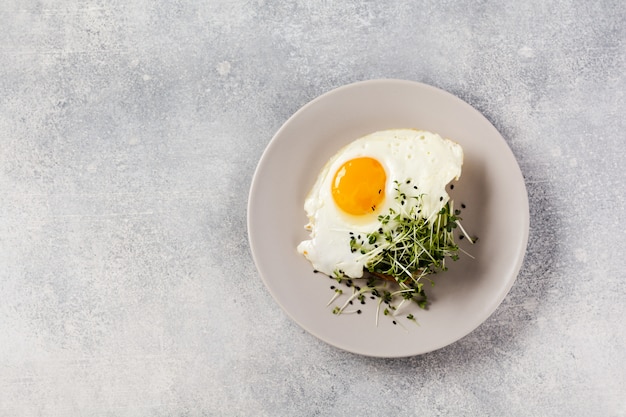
left=248, top=79, right=529, bottom=357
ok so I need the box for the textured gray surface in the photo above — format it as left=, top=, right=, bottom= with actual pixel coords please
left=1, top=1, right=625, bottom=416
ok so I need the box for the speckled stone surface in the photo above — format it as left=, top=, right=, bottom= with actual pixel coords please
left=1, top=1, right=625, bottom=416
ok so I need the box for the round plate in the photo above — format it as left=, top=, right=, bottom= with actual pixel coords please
left=247, top=79, right=529, bottom=357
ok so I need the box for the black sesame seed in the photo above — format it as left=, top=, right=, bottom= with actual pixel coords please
left=459, top=235, right=464, bottom=240
left=392, top=320, right=397, bottom=325
left=313, top=270, right=318, bottom=273
left=357, top=310, right=362, bottom=314
left=370, top=296, right=375, bottom=300
left=450, top=184, right=454, bottom=190
left=349, top=301, right=353, bottom=305
left=461, top=203, right=466, bottom=209
left=330, top=285, right=335, bottom=289
left=360, top=300, right=365, bottom=305
left=439, top=196, right=443, bottom=201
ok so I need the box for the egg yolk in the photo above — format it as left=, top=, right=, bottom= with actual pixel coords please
left=331, top=157, right=386, bottom=215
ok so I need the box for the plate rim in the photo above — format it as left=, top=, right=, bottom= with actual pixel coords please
left=247, top=78, right=529, bottom=357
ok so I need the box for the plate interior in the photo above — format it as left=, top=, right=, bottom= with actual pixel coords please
left=248, top=79, right=529, bottom=357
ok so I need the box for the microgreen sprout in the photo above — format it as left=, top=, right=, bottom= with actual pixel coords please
left=325, top=180, right=476, bottom=326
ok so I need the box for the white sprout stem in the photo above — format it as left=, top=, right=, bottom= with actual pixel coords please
left=340, top=309, right=362, bottom=314
left=390, top=289, right=415, bottom=299
left=337, top=287, right=368, bottom=314
left=459, top=246, right=476, bottom=259
left=456, top=220, right=474, bottom=244
left=414, top=236, right=438, bottom=264
left=326, top=290, right=343, bottom=307
left=415, top=268, right=429, bottom=282
left=394, top=259, right=413, bottom=279
left=393, top=298, right=406, bottom=316
left=356, top=240, right=390, bottom=262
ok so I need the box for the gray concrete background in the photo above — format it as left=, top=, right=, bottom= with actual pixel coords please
left=1, top=1, right=624, bottom=416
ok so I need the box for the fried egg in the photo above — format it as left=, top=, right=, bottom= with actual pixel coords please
left=297, top=129, right=463, bottom=278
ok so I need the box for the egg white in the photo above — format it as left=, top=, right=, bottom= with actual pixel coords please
left=297, top=129, right=463, bottom=278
